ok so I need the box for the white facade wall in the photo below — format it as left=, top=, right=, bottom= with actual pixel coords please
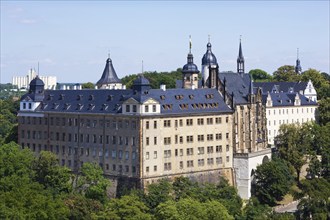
left=266, top=105, right=317, bottom=145
left=12, top=69, right=57, bottom=90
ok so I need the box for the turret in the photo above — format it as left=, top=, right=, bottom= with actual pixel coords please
left=237, top=37, right=245, bottom=74
left=182, top=36, right=199, bottom=89
left=295, top=48, right=302, bottom=74
left=201, top=36, right=218, bottom=88
left=96, top=55, right=123, bottom=89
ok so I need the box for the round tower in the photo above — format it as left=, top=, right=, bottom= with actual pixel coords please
left=201, top=38, right=218, bottom=88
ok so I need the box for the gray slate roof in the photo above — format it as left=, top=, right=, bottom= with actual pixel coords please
left=23, top=87, right=232, bottom=115
left=261, top=92, right=317, bottom=107
left=254, top=82, right=308, bottom=94
left=96, top=58, right=121, bottom=86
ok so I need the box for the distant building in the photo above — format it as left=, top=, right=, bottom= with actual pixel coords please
left=12, top=68, right=57, bottom=90
left=254, top=81, right=318, bottom=145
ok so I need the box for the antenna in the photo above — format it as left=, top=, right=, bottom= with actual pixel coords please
left=37, top=62, right=40, bottom=76
left=108, top=50, right=110, bottom=59
left=240, top=35, right=242, bottom=42
left=297, top=48, right=299, bottom=59
left=208, top=34, right=210, bottom=43
left=142, top=60, right=144, bottom=75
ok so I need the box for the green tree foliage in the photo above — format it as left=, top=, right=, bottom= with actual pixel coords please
left=143, top=178, right=173, bottom=210
left=301, top=68, right=330, bottom=100
left=121, top=69, right=183, bottom=89
left=318, top=98, right=330, bottom=125
left=249, top=69, right=273, bottom=82
left=275, top=123, right=312, bottom=184
left=297, top=178, right=330, bottom=220
left=0, top=99, right=19, bottom=144
left=81, top=82, right=95, bottom=89
left=33, top=151, right=72, bottom=194
left=241, top=197, right=272, bottom=220
left=273, top=65, right=301, bottom=82
left=252, top=159, right=294, bottom=206
left=101, top=194, right=152, bottom=220
left=75, top=162, right=111, bottom=203
left=0, top=142, right=69, bottom=219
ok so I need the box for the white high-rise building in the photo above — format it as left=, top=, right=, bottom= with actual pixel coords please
left=12, top=69, right=57, bottom=90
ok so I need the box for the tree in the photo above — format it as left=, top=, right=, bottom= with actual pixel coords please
left=297, top=178, right=330, bottom=220
left=172, top=176, right=199, bottom=201
left=275, top=123, right=312, bottom=184
left=101, top=195, right=152, bottom=220
left=318, top=98, right=330, bottom=125
left=273, top=65, right=301, bottom=82
left=81, top=82, right=95, bottom=89
left=33, top=151, right=72, bottom=194
left=301, top=68, right=330, bottom=100
left=249, top=69, right=273, bottom=82
left=252, top=159, right=293, bottom=206
left=241, top=197, right=272, bottom=220
left=75, top=162, right=111, bottom=203
left=143, top=178, right=173, bottom=210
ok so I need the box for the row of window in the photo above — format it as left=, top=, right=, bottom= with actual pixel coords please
left=145, top=156, right=230, bottom=172
left=20, top=116, right=137, bottom=130
left=21, top=143, right=137, bottom=160
left=268, top=107, right=315, bottom=115
left=152, top=133, right=229, bottom=146
left=125, top=104, right=157, bottom=113
left=21, top=130, right=137, bottom=146
left=145, top=145, right=230, bottom=159
left=158, top=117, right=229, bottom=128
left=61, top=159, right=136, bottom=174
left=268, top=117, right=315, bottom=127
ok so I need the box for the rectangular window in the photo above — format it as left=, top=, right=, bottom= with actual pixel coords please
left=226, top=133, right=229, bottom=139
left=152, top=105, right=156, bottom=112
left=112, top=150, right=116, bottom=158
left=226, top=145, right=230, bottom=152
left=207, top=158, right=214, bottom=165
left=186, top=119, right=193, bottom=126
left=179, top=136, right=183, bottom=144
left=164, top=150, right=171, bottom=158
left=198, top=147, right=204, bottom=155
left=216, top=145, right=222, bottom=153
left=133, top=105, right=137, bottom=112
left=145, top=105, right=149, bottom=113
left=198, top=135, right=204, bottom=142
left=207, top=118, right=213, bottom=125
left=154, top=137, right=157, bottom=145
left=226, top=156, right=230, bottom=162
left=180, top=149, right=183, bottom=156
left=146, top=166, right=149, bottom=172
left=146, top=121, right=149, bottom=129
left=216, top=157, right=222, bottom=164
left=164, top=120, right=171, bottom=127
left=186, top=148, right=193, bottom=156
left=216, top=133, right=222, bottom=140
left=180, top=161, right=183, bottom=169
left=179, top=119, right=183, bottom=127
left=146, top=152, right=149, bottom=160
left=186, top=135, right=193, bottom=143
left=154, top=165, right=157, bottom=171
left=198, top=159, right=205, bottom=167
left=187, top=160, right=194, bottom=167
left=154, top=121, right=157, bottom=129
left=164, top=162, right=172, bottom=171
left=146, top=137, right=149, bottom=145
left=207, top=134, right=214, bottom=141
left=154, top=151, right=157, bottom=159
left=197, top=118, right=204, bottom=125
left=226, top=117, right=229, bottom=123
left=216, top=117, right=222, bottom=124
left=207, top=146, right=214, bottom=153
left=164, top=137, right=171, bottom=145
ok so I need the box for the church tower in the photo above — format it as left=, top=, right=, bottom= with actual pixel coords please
left=182, top=36, right=199, bottom=89
left=201, top=36, right=218, bottom=88
left=295, top=48, right=302, bottom=74
left=237, top=37, right=245, bottom=74
left=96, top=55, right=123, bottom=89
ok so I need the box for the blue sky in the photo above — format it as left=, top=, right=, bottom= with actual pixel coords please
left=1, top=1, right=329, bottom=83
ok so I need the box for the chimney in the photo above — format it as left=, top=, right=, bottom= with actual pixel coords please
left=160, top=84, right=166, bottom=91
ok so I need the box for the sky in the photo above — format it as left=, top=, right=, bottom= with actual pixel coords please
left=1, top=1, right=329, bottom=84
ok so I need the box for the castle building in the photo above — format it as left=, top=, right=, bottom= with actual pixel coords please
left=96, top=56, right=123, bottom=89
left=18, top=51, right=236, bottom=194
left=12, top=68, right=57, bottom=90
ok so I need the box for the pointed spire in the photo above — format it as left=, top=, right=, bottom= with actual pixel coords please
left=96, top=56, right=121, bottom=88
left=237, top=35, right=245, bottom=74
left=295, top=48, right=302, bottom=74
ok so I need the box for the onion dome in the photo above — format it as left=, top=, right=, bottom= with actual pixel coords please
left=202, top=42, right=218, bottom=66
left=182, top=53, right=199, bottom=73
left=29, top=75, right=44, bottom=93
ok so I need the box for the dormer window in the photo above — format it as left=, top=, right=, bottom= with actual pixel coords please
left=107, top=95, right=113, bottom=101
left=89, top=95, right=94, bottom=100
left=77, top=104, right=83, bottom=110
left=189, top=95, right=194, bottom=99
left=59, top=94, right=65, bottom=100
left=23, top=103, right=26, bottom=109
left=77, top=95, right=83, bottom=100
left=64, top=103, right=71, bottom=110
left=28, top=103, right=32, bottom=109
left=145, top=105, right=149, bottom=112
left=88, top=104, right=95, bottom=110
left=160, top=95, right=165, bottom=100
left=102, top=104, right=108, bottom=110
left=132, top=105, right=137, bottom=113
left=152, top=105, right=156, bottom=112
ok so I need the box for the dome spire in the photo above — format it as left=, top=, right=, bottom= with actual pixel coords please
left=96, top=55, right=122, bottom=89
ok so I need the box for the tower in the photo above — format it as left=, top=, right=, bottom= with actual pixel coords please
left=96, top=55, right=123, bottom=89
left=295, top=48, right=302, bottom=74
left=182, top=36, right=199, bottom=89
left=201, top=36, right=218, bottom=88
left=237, top=37, right=245, bottom=74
